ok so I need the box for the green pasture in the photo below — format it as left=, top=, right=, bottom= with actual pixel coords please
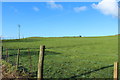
left=2, top=36, right=118, bottom=78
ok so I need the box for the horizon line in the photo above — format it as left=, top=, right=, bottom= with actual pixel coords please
left=1, top=34, right=118, bottom=40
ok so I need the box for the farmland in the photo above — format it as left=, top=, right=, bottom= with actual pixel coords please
left=2, top=35, right=118, bottom=78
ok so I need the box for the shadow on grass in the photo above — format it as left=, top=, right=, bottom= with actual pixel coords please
left=2, top=39, right=41, bottom=42
left=44, top=51, right=62, bottom=55
left=2, top=50, right=62, bottom=58
left=47, top=43, right=101, bottom=49
left=70, top=64, right=113, bottom=78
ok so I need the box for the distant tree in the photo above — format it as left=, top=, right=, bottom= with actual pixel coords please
left=79, top=35, right=82, bottom=37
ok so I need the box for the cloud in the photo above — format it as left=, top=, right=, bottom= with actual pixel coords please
left=92, top=0, right=118, bottom=17
left=47, top=0, right=63, bottom=9
left=73, top=6, right=87, bottom=12
left=33, top=6, right=40, bottom=12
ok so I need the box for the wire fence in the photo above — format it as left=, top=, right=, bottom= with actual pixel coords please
left=1, top=46, right=119, bottom=79
left=2, top=47, right=40, bottom=77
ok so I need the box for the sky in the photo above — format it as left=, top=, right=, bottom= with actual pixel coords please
left=2, top=0, right=118, bottom=39
left=1, top=0, right=102, bottom=2
left=1, top=0, right=120, bottom=2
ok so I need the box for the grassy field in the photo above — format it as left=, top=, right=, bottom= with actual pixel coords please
left=2, top=35, right=118, bottom=78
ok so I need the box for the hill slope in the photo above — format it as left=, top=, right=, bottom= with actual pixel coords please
left=2, top=36, right=118, bottom=78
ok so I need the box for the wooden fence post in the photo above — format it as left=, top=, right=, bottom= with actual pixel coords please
left=37, top=45, right=45, bottom=80
left=6, top=48, right=9, bottom=62
left=114, top=62, right=118, bottom=80
left=28, top=48, right=32, bottom=72
left=16, top=49, right=20, bottom=70
left=2, top=46, right=3, bottom=54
